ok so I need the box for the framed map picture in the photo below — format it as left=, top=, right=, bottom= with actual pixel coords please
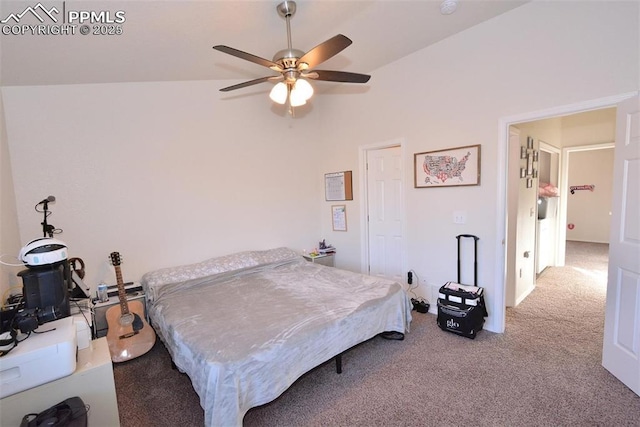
left=414, top=144, right=481, bottom=188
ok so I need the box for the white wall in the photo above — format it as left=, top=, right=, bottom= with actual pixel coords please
left=3, top=80, right=322, bottom=290
left=317, top=1, right=639, bottom=332
left=0, top=92, right=22, bottom=299
left=566, top=148, right=615, bottom=243
left=516, top=119, right=563, bottom=151
left=512, top=130, right=538, bottom=306
left=561, top=108, right=617, bottom=148
left=561, top=109, right=616, bottom=243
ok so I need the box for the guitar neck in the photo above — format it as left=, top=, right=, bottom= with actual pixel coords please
left=114, top=265, right=130, bottom=316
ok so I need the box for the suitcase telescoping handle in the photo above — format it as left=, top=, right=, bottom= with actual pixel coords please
left=456, top=234, right=479, bottom=286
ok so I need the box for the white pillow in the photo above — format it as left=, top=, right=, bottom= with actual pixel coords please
left=141, top=247, right=300, bottom=302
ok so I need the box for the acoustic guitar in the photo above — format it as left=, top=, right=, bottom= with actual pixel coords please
left=106, top=251, right=156, bottom=362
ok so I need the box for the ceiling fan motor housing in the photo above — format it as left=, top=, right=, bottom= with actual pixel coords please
left=273, top=48, right=303, bottom=67
left=277, top=1, right=296, bottom=19
left=273, top=48, right=304, bottom=83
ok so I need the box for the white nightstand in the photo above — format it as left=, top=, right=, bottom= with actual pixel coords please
left=0, top=337, right=120, bottom=426
left=303, top=253, right=335, bottom=267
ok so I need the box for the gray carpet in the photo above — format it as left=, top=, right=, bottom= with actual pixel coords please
left=113, top=241, right=640, bottom=426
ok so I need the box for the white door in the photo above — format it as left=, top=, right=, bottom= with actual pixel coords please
left=366, top=145, right=403, bottom=282
left=602, top=93, right=640, bottom=396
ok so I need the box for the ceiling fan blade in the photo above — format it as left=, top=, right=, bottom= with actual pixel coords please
left=219, top=76, right=282, bottom=92
left=305, top=70, right=371, bottom=84
left=213, top=45, right=283, bottom=72
left=297, top=34, right=352, bottom=70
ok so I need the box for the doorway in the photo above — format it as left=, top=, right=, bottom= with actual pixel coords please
left=358, top=139, right=406, bottom=284
left=559, top=143, right=615, bottom=259
left=505, top=109, right=615, bottom=308
left=494, top=92, right=636, bottom=334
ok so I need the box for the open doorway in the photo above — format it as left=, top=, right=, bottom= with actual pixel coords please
left=493, top=93, right=635, bottom=336
left=497, top=93, right=639, bottom=393
left=560, top=143, right=615, bottom=261
left=504, top=108, right=616, bottom=310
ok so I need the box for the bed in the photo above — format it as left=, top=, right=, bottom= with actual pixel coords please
left=141, top=247, right=412, bottom=426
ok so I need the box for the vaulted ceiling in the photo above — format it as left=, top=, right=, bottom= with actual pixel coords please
left=0, top=0, right=528, bottom=87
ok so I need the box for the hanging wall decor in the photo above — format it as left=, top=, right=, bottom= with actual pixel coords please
left=331, top=205, right=347, bottom=231
left=325, top=171, right=353, bottom=201
left=414, top=144, right=481, bottom=188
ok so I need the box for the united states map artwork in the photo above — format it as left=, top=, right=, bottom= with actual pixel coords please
left=422, top=151, right=472, bottom=184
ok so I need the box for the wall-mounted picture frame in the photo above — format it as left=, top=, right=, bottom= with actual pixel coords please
left=520, top=146, right=527, bottom=159
left=331, top=205, right=347, bottom=231
left=527, top=136, right=534, bottom=149
left=520, top=168, right=527, bottom=178
left=414, top=144, right=481, bottom=188
left=526, top=178, right=533, bottom=188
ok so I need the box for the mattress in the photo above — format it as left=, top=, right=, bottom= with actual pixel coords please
left=141, top=247, right=412, bottom=426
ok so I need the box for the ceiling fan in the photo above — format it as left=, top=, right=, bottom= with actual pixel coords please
left=212, top=0, right=371, bottom=114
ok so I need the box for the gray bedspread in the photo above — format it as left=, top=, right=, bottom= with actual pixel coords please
left=143, top=248, right=412, bottom=426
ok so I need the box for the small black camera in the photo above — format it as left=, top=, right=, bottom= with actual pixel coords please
left=14, top=306, right=61, bottom=333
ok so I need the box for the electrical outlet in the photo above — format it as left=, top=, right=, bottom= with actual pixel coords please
left=453, top=210, right=466, bottom=224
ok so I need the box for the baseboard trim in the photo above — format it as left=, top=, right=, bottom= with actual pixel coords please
left=515, top=284, right=536, bottom=306
left=566, top=239, right=610, bottom=244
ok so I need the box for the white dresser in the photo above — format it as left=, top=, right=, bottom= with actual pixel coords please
left=0, top=337, right=120, bottom=426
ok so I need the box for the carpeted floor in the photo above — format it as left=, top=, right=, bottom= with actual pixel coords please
left=113, top=241, right=640, bottom=426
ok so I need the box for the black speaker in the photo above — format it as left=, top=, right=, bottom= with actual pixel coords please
left=18, top=261, right=70, bottom=322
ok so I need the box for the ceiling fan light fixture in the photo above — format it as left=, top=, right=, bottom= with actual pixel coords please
left=269, top=82, right=288, bottom=104
left=293, top=78, right=314, bottom=101
left=289, top=85, right=308, bottom=107
left=213, top=1, right=371, bottom=114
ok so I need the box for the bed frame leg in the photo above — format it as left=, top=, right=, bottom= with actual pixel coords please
left=335, top=354, right=342, bottom=374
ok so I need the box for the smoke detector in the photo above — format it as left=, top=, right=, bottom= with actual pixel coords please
left=440, top=0, right=458, bottom=15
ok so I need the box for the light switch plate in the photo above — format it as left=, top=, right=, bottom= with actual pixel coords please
left=453, top=211, right=466, bottom=224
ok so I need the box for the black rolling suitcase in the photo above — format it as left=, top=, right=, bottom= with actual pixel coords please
left=437, top=234, right=488, bottom=339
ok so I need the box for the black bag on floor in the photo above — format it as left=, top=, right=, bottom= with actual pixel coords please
left=437, top=234, right=488, bottom=339
left=20, top=396, right=88, bottom=427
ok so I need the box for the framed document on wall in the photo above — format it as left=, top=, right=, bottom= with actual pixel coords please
left=325, top=171, right=353, bottom=201
left=331, top=205, right=347, bottom=231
